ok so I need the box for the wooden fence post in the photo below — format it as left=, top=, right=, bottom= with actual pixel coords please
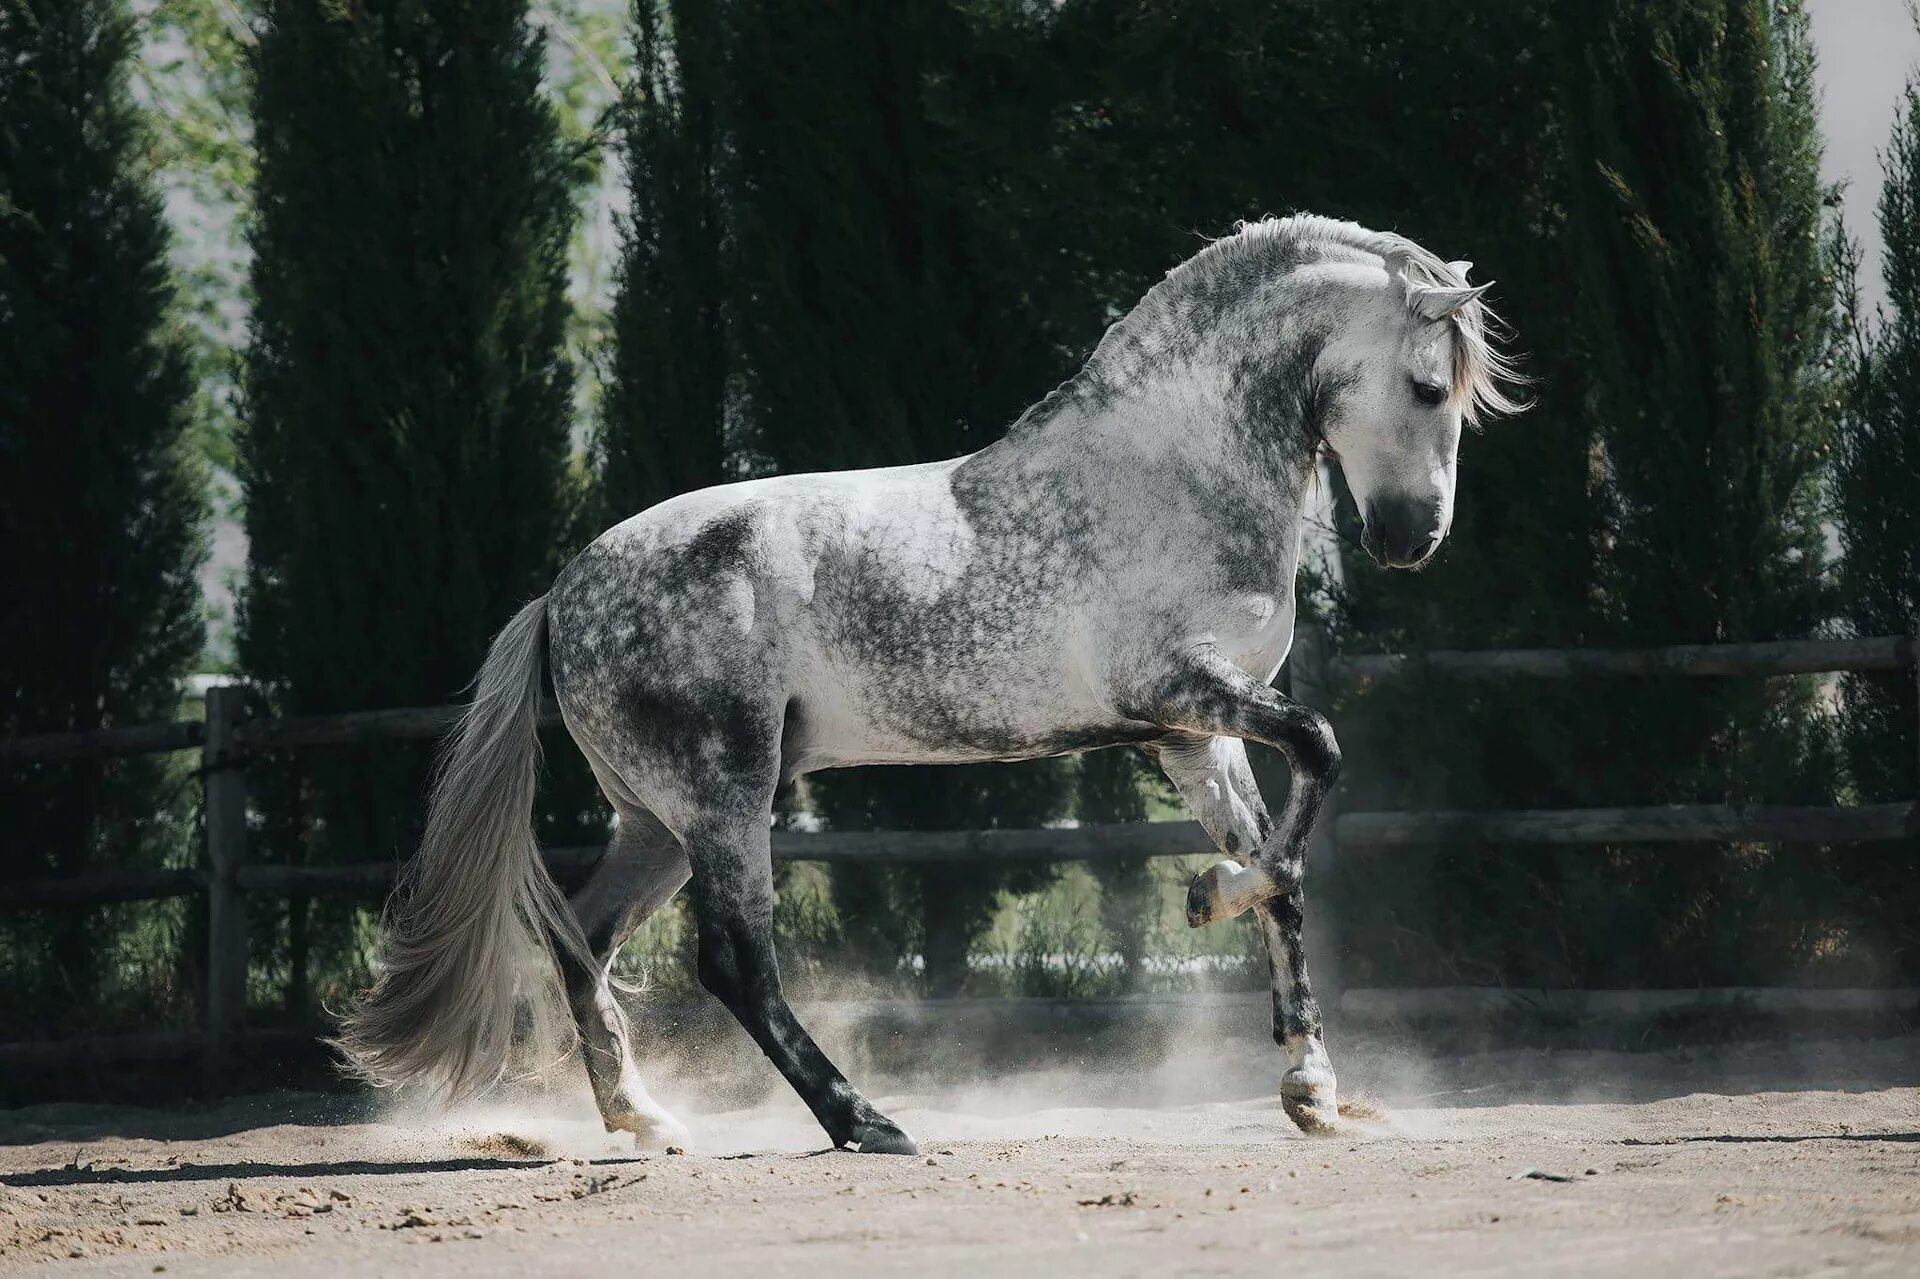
left=203, top=685, right=249, bottom=1089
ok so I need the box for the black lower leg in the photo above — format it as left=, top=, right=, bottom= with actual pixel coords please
left=1255, top=888, right=1338, bottom=1132
left=697, top=914, right=916, bottom=1154
left=1256, top=890, right=1323, bottom=1046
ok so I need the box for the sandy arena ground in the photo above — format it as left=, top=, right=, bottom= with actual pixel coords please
left=2, top=1029, right=1917, bottom=1276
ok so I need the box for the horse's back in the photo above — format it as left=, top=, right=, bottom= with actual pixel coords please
left=545, top=456, right=1131, bottom=781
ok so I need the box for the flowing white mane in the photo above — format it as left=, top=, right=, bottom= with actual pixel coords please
left=1094, top=214, right=1527, bottom=426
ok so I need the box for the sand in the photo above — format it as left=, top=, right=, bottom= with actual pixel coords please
left=2, top=1031, right=1916, bottom=1276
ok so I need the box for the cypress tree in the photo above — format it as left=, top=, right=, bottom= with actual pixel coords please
left=1554, top=0, right=1843, bottom=982
left=1835, top=54, right=1920, bottom=979
left=1051, top=0, right=1596, bottom=985
left=721, top=0, right=1073, bottom=994
left=597, top=0, right=730, bottom=519
left=240, top=0, right=583, bottom=1011
left=0, top=0, right=206, bottom=1032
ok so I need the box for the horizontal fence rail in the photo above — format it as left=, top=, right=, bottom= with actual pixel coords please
left=234, top=701, right=565, bottom=751
left=7, top=867, right=205, bottom=908
left=0, top=700, right=567, bottom=766
left=1337, top=802, right=1920, bottom=846
left=13, top=801, right=1915, bottom=911
left=0, top=718, right=207, bottom=765
left=1330, top=634, right=1916, bottom=682
left=2, top=630, right=1914, bottom=1081
left=3, top=823, right=1225, bottom=908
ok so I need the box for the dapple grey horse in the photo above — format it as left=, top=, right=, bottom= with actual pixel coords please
left=335, top=214, right=1524, bottom=1155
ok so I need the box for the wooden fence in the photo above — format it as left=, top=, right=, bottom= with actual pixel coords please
left=2, top=628, right=1915, bottom=1079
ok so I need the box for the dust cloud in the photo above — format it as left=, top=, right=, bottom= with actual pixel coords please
left=384, top=979, right=1920, bottom=1163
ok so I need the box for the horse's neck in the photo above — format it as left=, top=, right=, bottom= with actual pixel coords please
left=989, top=328, right=1319, bottom=549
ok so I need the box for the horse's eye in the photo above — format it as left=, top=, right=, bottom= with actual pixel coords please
left=1411, top=380, right=1446, bottom=407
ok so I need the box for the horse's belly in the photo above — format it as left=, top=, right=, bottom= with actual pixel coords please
left=782, top=652, right=1151, bottom=776
left=786, top=717, right=1159, bottom=774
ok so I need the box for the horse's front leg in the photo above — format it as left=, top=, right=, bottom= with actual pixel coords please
left=1142, top=645, right=1341, bottom=922
left=1255, top=891, right=1337, bottom=1131
left=1149, top=728, right=1338, bottom=1133
left=1148, top=731, right=1274, bottom=917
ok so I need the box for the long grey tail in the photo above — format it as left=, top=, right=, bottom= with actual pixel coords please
left=331, top=595, right=596, bottom=1102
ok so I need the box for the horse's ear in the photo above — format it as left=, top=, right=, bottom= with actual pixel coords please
left=1408, top=281, right=1492, bottom=323
left=1447, top=259, right=1474, bottom=281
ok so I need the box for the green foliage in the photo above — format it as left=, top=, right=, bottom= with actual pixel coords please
left=529, top=0, right=630, bottom=452
left=1833, top=46, right=1920, bottom=979
left=1566, top=0, right=1836, bottom=654
left=973, top=861, right=1265, bottom=998
left=594, top=0, right=728, bottom=520
left=1334, top=1, right=1853, bottom=989
left=238, top=0, right=596, bottom=1016
left=135, top=0, right=256, bottom=430
left=138, top=0, right=256, bottom=205
left=1550, top=0, right=1840, bottom=977
left=0, top=0, right=207, bottom=1034
left=135, top=1, right=257, bottom=657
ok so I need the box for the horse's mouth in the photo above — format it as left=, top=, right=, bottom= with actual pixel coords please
left=1364, top=532, right=1444, bottom=571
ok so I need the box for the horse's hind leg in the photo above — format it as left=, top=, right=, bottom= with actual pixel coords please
left=683, top=808, right=918, bottom=1154
left=578, top=673, right=913, bottom=1154
left=559, top=802, right=691, bottom=1147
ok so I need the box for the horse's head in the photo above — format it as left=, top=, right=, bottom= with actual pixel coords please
left=1315, top=247, right=1524, bottom=569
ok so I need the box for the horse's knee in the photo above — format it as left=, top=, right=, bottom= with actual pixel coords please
left=1291, top=709, right=1341, bottom=786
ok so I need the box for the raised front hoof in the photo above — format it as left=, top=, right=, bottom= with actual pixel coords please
left=847, top=1116, right=919, bottom=1156
left=1280, top=1071, right=1339, bottom=1136
left=1187, top=858, right=1291, bottom=927
left=1185, top=860, right=1238, bottom=927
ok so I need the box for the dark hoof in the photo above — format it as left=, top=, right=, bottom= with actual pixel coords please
left=850, top=1117, right=919, bottom=1155
left=1184, top=872, right=1216, bottom=928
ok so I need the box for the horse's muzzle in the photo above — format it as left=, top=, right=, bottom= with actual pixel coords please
left=1361, top=498, right=1445, bottom=569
